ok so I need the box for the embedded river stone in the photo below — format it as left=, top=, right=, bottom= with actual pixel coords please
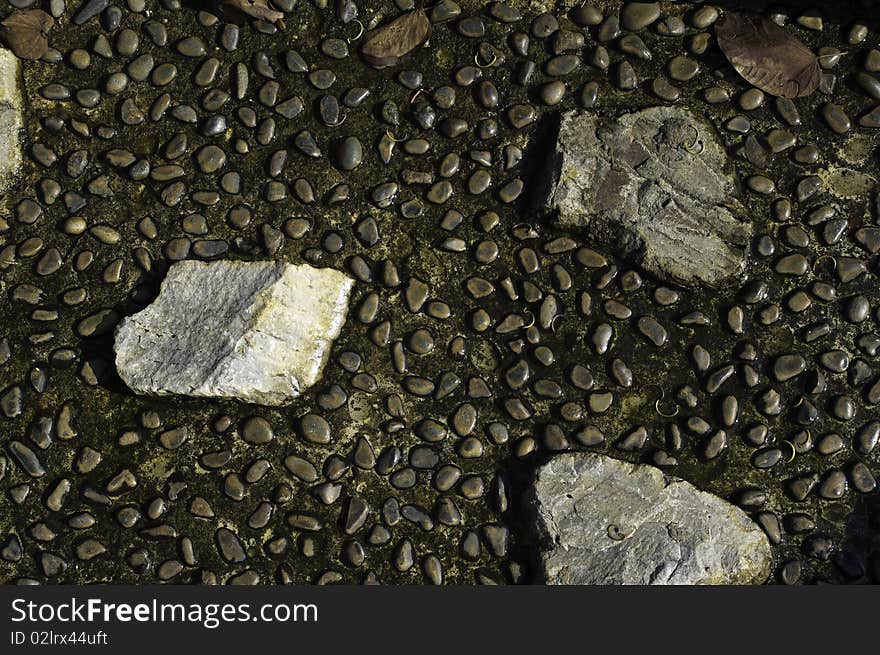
left=114, top=260, right=354, bottom=405
left=544, top=106, right=752, bottom=287
left=0, top=49, right=23, bottom=192
left=530, top=453, right=772, bottom=585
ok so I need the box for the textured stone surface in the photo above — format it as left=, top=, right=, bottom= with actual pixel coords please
left=0, top=49, right=23, bottom=192
left=545, top=106, right=752, bottom=287
left=530, top=453, right=773, bottom=585
left=114, top=260, right=354, bottom=405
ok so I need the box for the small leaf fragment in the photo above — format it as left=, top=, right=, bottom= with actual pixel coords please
left=715, top=11, right=820, bottom=98
left=219, top=0, right=284, bottom=25
left=361, top=9, right=432, bottom=68
left=0, top=9, right=55, bottom=61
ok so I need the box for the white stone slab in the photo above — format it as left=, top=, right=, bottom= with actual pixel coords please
left=0, top=49, right=23, bottom=193
left=114, top=260, right=354, bottom=405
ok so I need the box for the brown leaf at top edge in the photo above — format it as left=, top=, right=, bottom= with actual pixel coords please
left=715, top=11, right=820, bottom=99
left=361, top=9, right=432, bottom=68
left=0, top=9, right=55, bottom=60
left=219, top=0, right=284, bottom=24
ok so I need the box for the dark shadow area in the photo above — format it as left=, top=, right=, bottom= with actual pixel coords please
left=838, top=490, right=880, bottom=583
left=76, top=262, right=171, bottom=396
left=517, top=110, right=562, bottom=219
left=500, top=450, right=544, bottom=584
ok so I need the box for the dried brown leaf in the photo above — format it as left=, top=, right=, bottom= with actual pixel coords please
left=715, top=11, right=820, bottom=98
left=1, top=9, right=54, bottom=60
left=220, top=0, right=284, bottom=24
left=361, top=9, right=432, bottom=68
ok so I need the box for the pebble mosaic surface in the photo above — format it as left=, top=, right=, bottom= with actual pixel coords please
left=1, top=0, right=879, bottom=585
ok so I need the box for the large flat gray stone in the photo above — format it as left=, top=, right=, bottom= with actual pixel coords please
left=545, top=106, right=751, bottom=287
left=530, top=453, right=772, bottom=585
left=0, top=49, right=23, bottom=193
left=114, top=260, right=354, bottom=405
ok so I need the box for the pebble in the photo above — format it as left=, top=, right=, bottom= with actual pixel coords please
left=739, top=88, right=765, bottom=111
left=176, top=37, right=206, bottom=58
left=240, top=416, right=274, bottom=445
left=621, top=2, right=660, bottom=31
left=822, top=103, right=851, bottom=133
left=637, top=316, right=667, bottom=346
left=615, top=61, right=638, bottom=90
left=508, top=104, right=536, bottom=129
left=195, top=145, right=226, bottom=173
left=668, top=55, right=700, bottom=81
left=73, top=0, right=108, bottom=25
left=336, top=136, right=363, bottom=171
left=300, top=414, right=331, bottom=444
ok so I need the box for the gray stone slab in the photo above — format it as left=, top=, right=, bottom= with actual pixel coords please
left=530, top=453, right=773, bottom=585
left=545, top=106, right=752, bottom=287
